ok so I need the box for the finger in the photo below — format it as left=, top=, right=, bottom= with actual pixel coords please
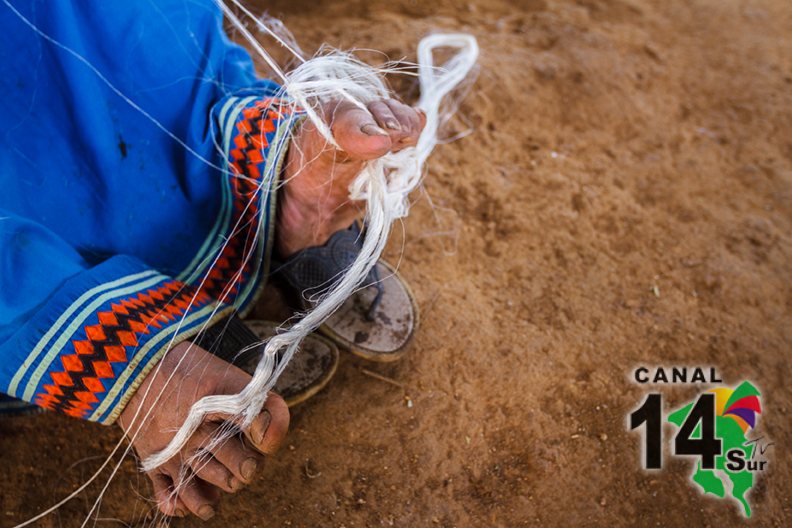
left=186, top=421, right=256, bottom=486
left=206, top=365, right=289, bottom=456
left=209, top=432, right=263, bottom=484
left=206, top=392, right=290, bottom=456
left=384, top=99, right=422, bottom=151
left=246, top=392, right=290, bottom=455
left=385, top=99, right=422, bottom=133
left=247, top=392, right=291, bottom=455
left=329, top=101, right=393, bottom=160
left=368, top=100, right=401, bottom=133
left=149, top=471, right=187, bottom=518
left=187, top=448, right=241, bottom=494
left=368, top=100, right=416, bottom=150
left=173, top=469, right=220, bottom=521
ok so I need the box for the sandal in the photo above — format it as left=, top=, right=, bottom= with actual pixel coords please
left=274, top=223, right=419, bottom=362
left=243, top=320, right=338, bottom=407
left=193, top=316, right=339, bottom=407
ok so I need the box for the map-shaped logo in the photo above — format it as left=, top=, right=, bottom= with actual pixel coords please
left=668, top=381, right=767, bottom=517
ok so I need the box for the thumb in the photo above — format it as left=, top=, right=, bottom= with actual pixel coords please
left=328, top=101, right=393, bottom=160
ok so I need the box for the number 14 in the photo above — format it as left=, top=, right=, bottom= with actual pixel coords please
left=630, top=393, right=722, bottom=469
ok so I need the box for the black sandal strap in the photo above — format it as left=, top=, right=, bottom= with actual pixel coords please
left=274, top=223, right=384, bottom=318
left=192, top=315, right=261, bottom=364
left=364, top=262, right=384, bottom=321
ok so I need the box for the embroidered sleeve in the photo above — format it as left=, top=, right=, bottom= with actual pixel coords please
left=0, top=245, right=230, bottom=424
left=0, top=96, right=300, bottom=424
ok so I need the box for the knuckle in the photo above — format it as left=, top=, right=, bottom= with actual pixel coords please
left=161, top=462, right=180, bottom=481
left=196, top=422, right=216, bottom=439
left=368, top=100, right=388, bottom=113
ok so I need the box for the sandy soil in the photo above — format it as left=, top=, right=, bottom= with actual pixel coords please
left=1, top=0, right=791, bottom=526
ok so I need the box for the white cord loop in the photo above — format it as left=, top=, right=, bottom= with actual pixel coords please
left=142, top=32, right=478, bottom=473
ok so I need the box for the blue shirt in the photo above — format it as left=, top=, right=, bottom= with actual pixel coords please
left=0, top=0, right=294, bottom=423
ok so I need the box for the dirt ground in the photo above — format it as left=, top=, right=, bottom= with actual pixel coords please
left=1, top=0, right=791, bottom=526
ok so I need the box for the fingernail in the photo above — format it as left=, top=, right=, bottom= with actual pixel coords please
left=228, top=475, right=242, bottom=492
left=198, top=505, right=215, bottom=520
left=174, top=508, right=186, bottom=518
left=251, top=411, right=271, bottom=445
left=361, top=124, right=388, bottom=137
left=385, top=119, right=401, bottom=130
left=241, top=458, right=258, bottom=481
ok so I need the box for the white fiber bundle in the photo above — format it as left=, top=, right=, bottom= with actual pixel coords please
left=140, top=4, right=479, bottom=472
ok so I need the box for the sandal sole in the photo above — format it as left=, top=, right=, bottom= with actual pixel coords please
left=239, top=321, right=340, bottom=408
left=318, top=260, right=420, bottom=363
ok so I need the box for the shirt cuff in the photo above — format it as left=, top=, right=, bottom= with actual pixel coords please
left=0, top=255, right=230, bottom=424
